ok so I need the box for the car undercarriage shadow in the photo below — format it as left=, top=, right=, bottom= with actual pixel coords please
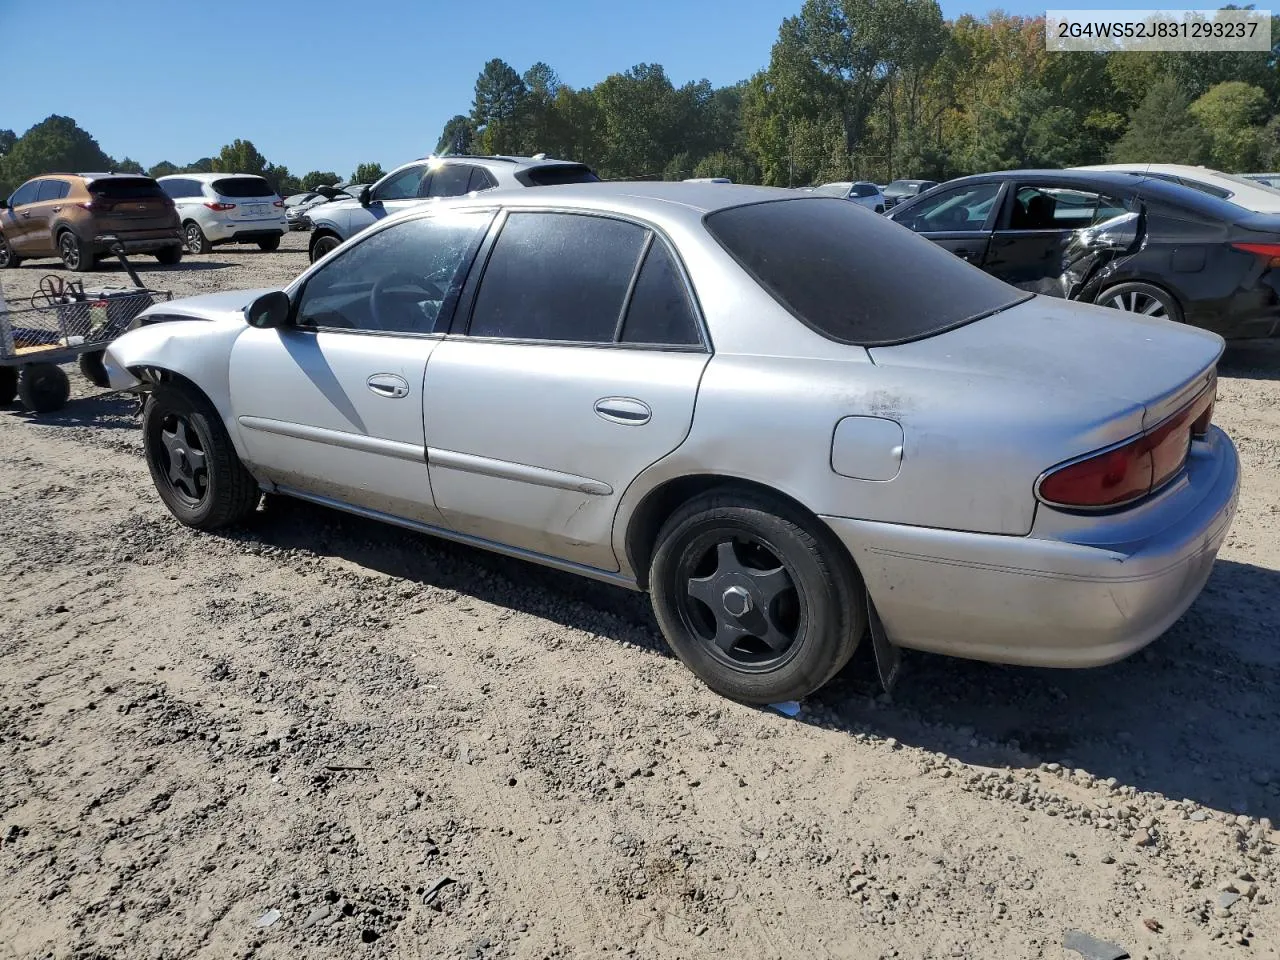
left=1220, top=340, right=1280, bottom=381
left=241, top=497, right=1280, bottom=821
left=3, top=391, right=140, bottom=430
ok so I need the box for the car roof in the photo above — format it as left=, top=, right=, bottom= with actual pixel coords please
left=156, top=172, right=268, bottom=181
left=1076, top=163, right=1280, bottom=212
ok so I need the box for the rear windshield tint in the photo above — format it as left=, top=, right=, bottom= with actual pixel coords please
left=704, top=198, right=1030, bottom=346
left=89, top=177, right=165, bottom=200
left=211, top=176, right=274, bottom=198
left=519, top=165, right=601, bottom=187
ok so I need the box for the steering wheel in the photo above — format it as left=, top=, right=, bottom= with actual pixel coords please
left=368, top=269, right=448, bottom=331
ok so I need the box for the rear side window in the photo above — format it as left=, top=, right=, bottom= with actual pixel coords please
left=469, top=213, right=646, bottom=342
left=211, top=177, right=273, bottom=198
left=704, top=198, right=1029, bottom=346
left=517, top=165, right=601, bottom=187
left=429, top=165, right=474, bottom=198
left=467, top=167, right=496, bottom=192
left=620, top=241, right=701, bottom=346
left=36, top=180, right=70, bottom=202
left=89, top=177, right=166, bottom=200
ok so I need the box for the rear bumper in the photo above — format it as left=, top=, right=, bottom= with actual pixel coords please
left=822, top=427, right=1240, bottom=667
left=92, top=229, right=183, bottom=254
left=212, top=228, right=285, bottom=245
left=205, top=218, right=287, bottom=243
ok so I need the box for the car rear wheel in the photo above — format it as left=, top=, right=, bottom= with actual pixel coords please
left=0, top=367, right=17, bottom=405
left=1097, top=281, right=1183, bottom=324
left=184, top=222, right=212, bottom=255
left=17, top=363, right=71, bottom=413
left=257, top=237, right=280, bottom=252
left=155, top=245, right=183, bottom=266
left=78, top=351, right=111, bottom=388
left=0, top=235, right=19, bottom=269
left=142, top=382, right=260, bottom=530
left=58, top=231, right=94, bottom=272
left=310, top=233, right=341, bottom=263
left=649, top=489, right=866, bottom=704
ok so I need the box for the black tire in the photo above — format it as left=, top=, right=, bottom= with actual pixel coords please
left=0, top=234, right=19, bottom=269
left=57, top=230, right=95, bottom=273
left=257, top=236, right=281, bottom=252
left=184, top=222, right=212, bottom=255
left=310, top=232, right=341, bottom=264
left=1095, top=281, right=1183, bottom=324
left=17, top=363, right=71, bottom=413
left=142, top=381, right=260, bottom=530
left=155, top=245, right=184, bottom=266
left=78, top=351, right=111, bottom=388
left=0, top=366, right=17, bottom=405
left=649, top=489, right=866, bottom=704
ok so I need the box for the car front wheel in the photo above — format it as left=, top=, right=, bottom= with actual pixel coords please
left=649, top=489, right=866, bottom=704
left=310, top=233, right=341, bottom=263
left=142, top=382, right=261, bottom=529
left=0, top=235, right=19, bottom=269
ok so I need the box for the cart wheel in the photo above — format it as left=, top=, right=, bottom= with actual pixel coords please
left=79, top=351, right=111, bottom=388
left=0, top=367, right=17, bottom=405
left=18, top=363, right=71, bottom=413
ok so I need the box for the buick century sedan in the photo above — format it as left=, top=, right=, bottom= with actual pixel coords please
left=103, top=183, right=1239, bottom=704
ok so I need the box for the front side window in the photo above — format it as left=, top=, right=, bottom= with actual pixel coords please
left=9, top=181, right=40, bottom=207
left=706, top=197, right=1027, bottom=346
left=371, top=164, right=428, bottom=202
left=893, top=182, right=1001, bottom=233
left=428, top=164, right=474, bottom=199
left=468, top=213, right=649, bottom=342
left=295, top=211, right=492, bottom=335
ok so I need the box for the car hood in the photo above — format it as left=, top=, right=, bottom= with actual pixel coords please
left=869, top=295, right=1223, bottom=433
left=141, top=288, right=276, bottom=323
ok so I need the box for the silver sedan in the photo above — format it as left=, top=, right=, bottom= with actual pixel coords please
left=103, top=183, right=1240, bottom=704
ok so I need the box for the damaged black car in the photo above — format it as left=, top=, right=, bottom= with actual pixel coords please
left=887, top=168, right=1280, bottom=341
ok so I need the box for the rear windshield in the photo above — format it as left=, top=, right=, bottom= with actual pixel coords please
left=89, top=177, right=165, bottom=200
left=519, top=165, right=601, bottom=187
left=211, top=176, right=274, bottom=198
left=704, top=198, right=1030, bottom=346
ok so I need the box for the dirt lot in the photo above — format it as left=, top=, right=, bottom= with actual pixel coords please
left=1, top=233, right=1279, bottom=960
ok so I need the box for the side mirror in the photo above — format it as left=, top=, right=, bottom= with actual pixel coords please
left=1080, top=211, right=1140, bottom=251
left=359, top=186, right=372, bottom=206
left=245, top=291, right=291, bottom=329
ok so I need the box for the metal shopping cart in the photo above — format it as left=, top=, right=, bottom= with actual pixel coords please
left=0, top=237, right=171, bottom=413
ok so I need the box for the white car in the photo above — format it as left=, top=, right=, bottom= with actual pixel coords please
left=812, top=181, right=886, bottom=213
left=1074, top=163, right=1280, bottom=214
left=157, top=173, right=287, bottom=254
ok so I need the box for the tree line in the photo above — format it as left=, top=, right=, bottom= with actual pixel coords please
left=441, top=0, right=1280, bottom=185
left=5, top=1, right=1278, bottom=202
left=0, top=116, right=386, bottom=200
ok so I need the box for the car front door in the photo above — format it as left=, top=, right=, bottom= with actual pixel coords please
left=889, top=180, right=1004, bottom=265
left=981, top=183, right=1132, bottom=296
left=3, top=181, right=43, bottom=254
left=227, top=208, right=494, bottom=523
left=351, top=163, right=431, bottom=235
left=423, top=210, right=710, bottom=571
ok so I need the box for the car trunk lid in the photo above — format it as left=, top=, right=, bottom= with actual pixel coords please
left=88, top=178, right=176, bottom=233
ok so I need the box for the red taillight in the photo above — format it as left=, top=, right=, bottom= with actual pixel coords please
left=1037, top=382, right=1215, bottom=509
left=1232, top=241, right=1280, bottom=268
left=272, top=199, right=285, bottom=207
left=205, top=202, right=236, bottom=211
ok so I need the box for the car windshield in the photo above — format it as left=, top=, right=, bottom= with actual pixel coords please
left=883, top=180, right=921, bottom=196
left=211, top=177, right=274, bottom=198
left=704, top=197, right=1030, bottom=346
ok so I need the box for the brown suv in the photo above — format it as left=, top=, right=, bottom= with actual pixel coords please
left=0, top=173, right=184, bottom=272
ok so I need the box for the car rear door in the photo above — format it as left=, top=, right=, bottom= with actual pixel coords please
left=228, top=209, right=494, bottom=523
left=423, top=210, right=710, bottom=571
left=889, top=180, right=1004, bottom=265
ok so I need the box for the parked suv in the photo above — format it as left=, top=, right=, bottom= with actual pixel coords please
left=0, top=173, right=183, bottom=271
left=157, top=173, right=287, bottom=254
left=813, top=181, right=886, bottom=213
left=306, top=155, right=599, bottom=262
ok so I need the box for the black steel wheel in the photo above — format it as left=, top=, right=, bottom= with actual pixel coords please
left=310, top=233, right=340, bottom=263
left=184, top=222, right=212, bottom=255
left=58, top=231, right=94, bottom=272
left=78, top=351, right=111, bottom=388
left=142, top=382, right=260, bottom=529
left=0, top=366, right=17, bottom=405
left=17, top=363, right=71, bottom=413
left=0, top=235, right=18, bottom=269
left=650, top=489, right=866, bottom=704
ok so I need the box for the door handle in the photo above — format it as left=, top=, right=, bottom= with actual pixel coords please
left=367, top=373, right=410, bottom=399
left=51, top=206, right=61, bottom=213
left=594, top=397, right=651, bottom=425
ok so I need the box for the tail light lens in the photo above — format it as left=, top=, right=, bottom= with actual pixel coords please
left=1231, top=241, right=1280, bottom=268
left=205, top=202, right=236, bottom=212
left=1037, top=379, right=1216, bottom=510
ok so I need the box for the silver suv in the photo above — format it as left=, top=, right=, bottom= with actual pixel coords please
left=306, top=155, right=599, bottom=262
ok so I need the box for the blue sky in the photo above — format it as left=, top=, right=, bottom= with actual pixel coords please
left=6, top=0, right=1166, bottom=179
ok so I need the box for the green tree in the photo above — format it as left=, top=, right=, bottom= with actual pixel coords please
left=1111, top=78, right=1210, bottom=165
left=115, top=157, right=145, bottom=174
left=301, top=170, right=340, bottom=190
left=436, top=115, right=476, bottom=155
left=148, top=160, right=180, bottom=178
left=1189, top=81, right=1269, bottom=172
left=472, top=58, right=527, bottom=136
left=352, top=162, right=385, bottom=183
left=1, top=115, right=113, bottom=188
left=184, top=157, right=215, bottom=173
left=213, top=139, right=269, bottom=175
left=0, top=130, right=15, bottom=157
left=263, top=164, right=301, bottom=196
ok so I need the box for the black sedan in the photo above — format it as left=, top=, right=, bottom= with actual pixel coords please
left=887, top=169, right=1280, bottom=340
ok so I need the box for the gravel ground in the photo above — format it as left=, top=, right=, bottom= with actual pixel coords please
left=1, top=234, right=1279, bottom=959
